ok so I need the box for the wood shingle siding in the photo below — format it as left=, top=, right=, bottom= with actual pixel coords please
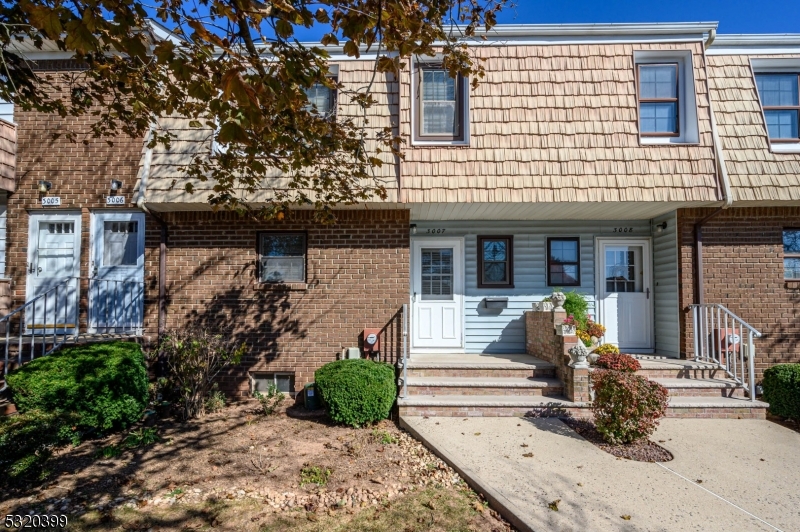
left=400, top=42, right=719, bottom=204
left=707, top=54, right=800, bottom=203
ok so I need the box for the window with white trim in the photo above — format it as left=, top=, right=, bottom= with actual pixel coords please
left=304, top=77, right=337, bottom=117
left=258, top=232, right=306, bottom=283
left=783, top=229, right=800, bottom=279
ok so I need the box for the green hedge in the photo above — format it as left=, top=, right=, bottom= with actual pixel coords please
left=6, top=341, right=149, bottom=434
left=0, top=410, right=80, bottom=480
left=315, top=359, right=396, bottom=427
left=763, top=364, right=800, bottom=420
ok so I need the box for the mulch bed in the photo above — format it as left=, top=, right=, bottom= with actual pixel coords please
left=561, top=418, right=673, bottom=463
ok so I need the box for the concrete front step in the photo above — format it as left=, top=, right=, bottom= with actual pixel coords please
left=397, top=395, right=768, bottom=419
left=401, top=354, right=556, bottom=379
left=401, top=376, right=564, bottom=396
left=653, top=377, right=746, bottom=398
left=635, top=359, right=729, bottom=380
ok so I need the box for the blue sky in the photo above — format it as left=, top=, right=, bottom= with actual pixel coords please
left=289, top=0, right=800, bottom=41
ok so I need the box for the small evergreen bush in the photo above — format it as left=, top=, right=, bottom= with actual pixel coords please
left=591, top=369, right=669, bottom=444
left=763, top=364, right=800, bottom=420
left=562, top=290, right=590, bottom=330
left=315, top=359, right=396, bottom=427
left=6, top=341, right=148, bottom=435
left=594, top=352, right=641, bottom=372
left=254, top=384, right=285, bottom=416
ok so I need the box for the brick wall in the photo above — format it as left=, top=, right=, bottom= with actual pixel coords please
left=157, top=209, right=410, bottom=396
left=7, top=60, right=150, bottom=330
left=677, top=207, right=800, bottom=380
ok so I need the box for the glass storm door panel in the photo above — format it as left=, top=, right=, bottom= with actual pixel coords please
left=89, top=212, right=145, bottom=333
left=26, top=214, right=81, bottom=334
left=411, top=239, right=463, bottom=350
left=598, top=240, right=653, bottom=352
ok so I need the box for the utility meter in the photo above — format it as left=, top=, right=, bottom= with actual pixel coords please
left=362, top=328, right=381, bottom=355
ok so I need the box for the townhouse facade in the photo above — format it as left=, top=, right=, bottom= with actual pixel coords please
left=1, top=22, right=799, bottom=408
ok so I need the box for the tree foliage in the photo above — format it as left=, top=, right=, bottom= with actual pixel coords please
left=1, top=0, right=506, bottom=220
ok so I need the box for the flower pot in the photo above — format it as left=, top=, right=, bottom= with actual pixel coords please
left=588, top=352, right=600, bottom=365
left=536, top=300, right=554, bottom=312
left=568, top=344, right=590, bottom=369
left=557, top=324, right=576, bottom=336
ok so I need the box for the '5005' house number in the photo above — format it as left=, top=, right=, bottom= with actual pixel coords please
left=40, top=196, right=61, bottom=206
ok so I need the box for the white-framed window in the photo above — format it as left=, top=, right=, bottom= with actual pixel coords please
left=250, top=372, right=294, bottom=394
left=755, top=73, right=799, bottom=142
left=634, top=51, right=699, bottom=144
left=304, top=77, right=337, bottom=117
left=258, top=232, right=306, bottom=283
left=411, top=61, right=469, bottom=145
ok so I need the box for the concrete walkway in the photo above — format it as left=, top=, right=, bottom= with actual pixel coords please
left=401, top=416, right=800, bottom=532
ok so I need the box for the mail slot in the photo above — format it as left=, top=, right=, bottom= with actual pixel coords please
left=484, top=297, right=509, bottom=309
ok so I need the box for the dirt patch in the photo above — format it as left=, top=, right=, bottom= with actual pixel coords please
left=561, top=418, right=673, bottom=463
left=767, top=413, right=800, bottom=435
left=0, top=401, right=511, bottom=531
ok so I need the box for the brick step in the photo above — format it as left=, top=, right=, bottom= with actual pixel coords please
left=397, top=394, right=589, bottom=418
left=653, top=378, right=746, bottom=398
left=401, top=376, right=564, bottom=396
left=401, top=354, right=556, bottom=379
left=665, top=396, right=768, bottom=419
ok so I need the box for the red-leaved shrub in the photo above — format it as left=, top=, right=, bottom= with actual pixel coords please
left=594, top=353, right=641, bottom=372
left=590, top=370, right=669, bottom=444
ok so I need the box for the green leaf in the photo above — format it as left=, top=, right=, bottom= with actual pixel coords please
left=343, top=40, right=360, bottom=58
left=275, top=20, right=294, bottom=39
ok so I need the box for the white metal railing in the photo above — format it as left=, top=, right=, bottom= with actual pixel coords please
left=690, top=304, right=761, bottom=401
left=1, top=276, right=144, bottom=391
left=401, top=303, right=408, bottom=399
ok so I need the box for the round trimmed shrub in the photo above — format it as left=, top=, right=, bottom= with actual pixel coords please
left=6, top=341, right=148, bottom=435
left=315, top=359, right=396, bottom=427
left=762, top=364, right=800, bottom=420
left=591, top=369, right=668, bottom=445
left=594, top=352, right=640, bottom=372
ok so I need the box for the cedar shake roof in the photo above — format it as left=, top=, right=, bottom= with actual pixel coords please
left=399, top=42, right=720, bottom=204
left=706, top=53, right=800, bottom=203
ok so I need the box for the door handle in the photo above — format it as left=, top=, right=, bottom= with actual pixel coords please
left=37, top=266, right=42, bottom=274
left=412, top=291, right=417, bottom=302
left=646, top=288, right=650, bottom=299
left=28, top=262, right=33, bottom=274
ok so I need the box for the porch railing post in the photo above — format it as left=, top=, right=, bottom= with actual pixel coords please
left=402, top=303, right=408, bottom=399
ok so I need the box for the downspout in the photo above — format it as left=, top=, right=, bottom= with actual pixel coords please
left=136, top=130, right=168, bottom=338
left=695, top=28, right=732, bottom=306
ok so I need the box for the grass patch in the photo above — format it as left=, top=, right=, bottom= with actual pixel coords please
left=299, top=465, right=331, bottom=487
left=371, top=429, right=398, bottom=445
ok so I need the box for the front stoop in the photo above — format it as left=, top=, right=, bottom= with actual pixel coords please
left=397, top=354, right=768, bottom=419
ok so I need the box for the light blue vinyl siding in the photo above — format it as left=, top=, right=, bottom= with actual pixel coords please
left=413, top=220, right=652, bottom=354
left=652, top=211, right=680, bottom=357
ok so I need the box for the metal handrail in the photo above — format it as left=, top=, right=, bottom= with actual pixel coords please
left=401, top=303, right=408, bottom=399
left=689, top=303, right=761, bottom=402
left=1, top=276, right=145, bottom=391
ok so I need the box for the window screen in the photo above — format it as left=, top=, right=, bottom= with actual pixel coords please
left=783, top=230, right=800, bottom=279
left=103, top=221, right=138, bottom=266
left=259, top=233, right=306, bottom=283
left=638, top=64, right=679, bottom=135
left=756, top=74, right=800, bottom=140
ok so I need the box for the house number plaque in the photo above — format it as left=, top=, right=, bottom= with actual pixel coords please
left=41, top=196, right=61, bottom=206
left=106, top=196, right=126, bottom=205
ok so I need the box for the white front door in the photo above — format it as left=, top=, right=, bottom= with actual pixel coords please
left=597, top=238, right=654, bottom=352
left=26, top=213, right=81, bottom=334
left=411, top=238, right=464, bottom=351
left=89, top=212, right=145, bottom=333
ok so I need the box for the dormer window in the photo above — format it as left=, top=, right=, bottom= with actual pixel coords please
left=755, top=73, right=799, bottom=142
left=304, top=79, right=337, bottom=116
left=637, top=64, right=679, bottom=136
left=633, top=51, right=699, bottom=145
left=412, top=63, right=468, bottom=145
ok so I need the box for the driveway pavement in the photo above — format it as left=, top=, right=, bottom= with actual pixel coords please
left=400, top=416, right=800, bottom=532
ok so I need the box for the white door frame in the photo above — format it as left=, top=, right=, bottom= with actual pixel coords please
left=88, top=210, right=145, bottom=334
left=595, top=237, right=654, bottom=353
left=410, top=237, right=465, bottom=353
left=25, top=211, right=82, bottom=334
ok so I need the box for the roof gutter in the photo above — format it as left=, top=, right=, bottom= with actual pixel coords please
left=136, top=130, right=168, bottom=339
left=694, top=32, right=732, bottom=306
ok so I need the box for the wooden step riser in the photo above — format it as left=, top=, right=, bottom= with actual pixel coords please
left=637, top=369, right=729, bottom=379
left=399, top=405, right=766, bottom=419
left=405, top=368, right=555, bottom=379
left=405, top=385, right=564, bottom=396
left=665, top=387, right=746, bottom=398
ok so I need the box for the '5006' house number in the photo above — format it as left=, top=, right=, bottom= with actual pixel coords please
left=106, top=196, right=126, bottom=205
